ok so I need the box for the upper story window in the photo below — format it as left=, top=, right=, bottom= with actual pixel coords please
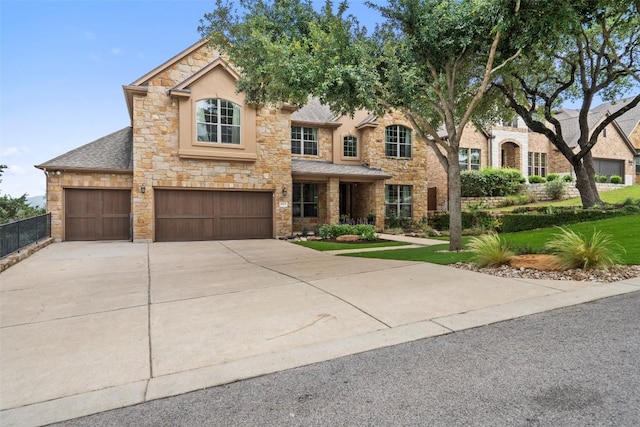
left=385, top=125, right=412, bottom=158
left=291, top=126, right=318, bottom=155
left=196, top=99, right=241, bottom=144
left=459, top=148, right=481, bottom=170
left=343, top=135, right=358, bottom=158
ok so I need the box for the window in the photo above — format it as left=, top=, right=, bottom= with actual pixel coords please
left=343, top=135, right=358, bottom=158
left=385, top=125, right=412, bottom=158
left=196, top=99, right=241, bottom=144
left=459, top=148, right=481, bottom=170
left=528, top=152, right=547, bottom=177
left=636, top=157, right=640, bottom=174
left=385, top=185, right=412, bottom=218
left=291, top=127, right=318, bottom=155
left=292, top=183, right=318, bottom=217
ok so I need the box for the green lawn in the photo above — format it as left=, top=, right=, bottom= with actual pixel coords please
left=295, top=240, right=410, bottom=251
left=490, top=184, right=640, bottom=212
left=340, top=215, right=640, bottom=265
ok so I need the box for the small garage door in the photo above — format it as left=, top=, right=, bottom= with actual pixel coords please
left=65, top=189, right=131, bottom=241
left=155, top=190, right=273, bottom=242
left=593, top=158, right=623, bottom=179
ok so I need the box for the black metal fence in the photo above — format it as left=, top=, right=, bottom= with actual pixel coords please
left=0, top=213, right=51, bottom=258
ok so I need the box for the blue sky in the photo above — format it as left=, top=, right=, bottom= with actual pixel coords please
left=0, top=0, right=378, bottom=197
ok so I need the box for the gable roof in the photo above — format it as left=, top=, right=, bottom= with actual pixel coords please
left=35, top=127, right=133, bottom=172
left=168, top=57, right=240, bottom=97
left=554, top=95, right=639, bottom=150
left=291, top=98, right=341, bottom=127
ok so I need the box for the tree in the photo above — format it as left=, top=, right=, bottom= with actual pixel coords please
left=0, top=164, right=45, bottom=224
left=494, top=0, right=640, bottom=208
left=200, top=0, right=521, bottom=251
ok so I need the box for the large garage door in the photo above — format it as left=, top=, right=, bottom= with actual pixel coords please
left=593, top=158, right=623, bottom=179
left=155, top=190, right=273, bottom=241
left=65, top=189, right=131, bottom=241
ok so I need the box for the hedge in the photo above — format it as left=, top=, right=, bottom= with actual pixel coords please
left=500, top=209, right=631, bottom=233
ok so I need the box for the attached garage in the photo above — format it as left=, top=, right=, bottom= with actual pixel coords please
left=593, top=158, right=624, bottom=179
left=65, top=189, right=131, bottom=241
left=154, top=189, right=273, bottom=241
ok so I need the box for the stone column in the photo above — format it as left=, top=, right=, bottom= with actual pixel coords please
left=327, top=177, right=340, bottom=225
left=373, top=180, right=386, bottom=231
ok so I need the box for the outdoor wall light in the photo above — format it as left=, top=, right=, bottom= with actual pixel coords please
left=140, top=184, right=146, bottom=194
left=282, top=186, right=287, bottom=196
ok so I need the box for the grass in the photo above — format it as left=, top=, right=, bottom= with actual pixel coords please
left=339, top=214, right=640, bottom=265
left=295, top=240, right=410, bottom=251
left=489, top=184, right=640, bottom=212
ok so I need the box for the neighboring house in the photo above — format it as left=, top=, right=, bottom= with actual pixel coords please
left=426, top=98, right=640, bottom=209
left=36, top=40, right=433, bottom=242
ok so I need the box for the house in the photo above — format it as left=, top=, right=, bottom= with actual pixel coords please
left=36, top=40, right=639, bottom=242
left=426, top=98, right=640, bottom=208
left=36, top=41, right=434, bottom=242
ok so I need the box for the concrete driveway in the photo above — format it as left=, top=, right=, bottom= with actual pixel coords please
left=2, top=240, right=639, bottom=426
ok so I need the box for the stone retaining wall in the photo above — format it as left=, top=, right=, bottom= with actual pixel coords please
left=461, top=183, right=626, bottom=209
left=0, top=237, right=54, bottom=273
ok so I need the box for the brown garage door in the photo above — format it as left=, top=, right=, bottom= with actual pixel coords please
left=65, top=189, right=131, bottom=241
left=155, top=190, right=273, bottom=241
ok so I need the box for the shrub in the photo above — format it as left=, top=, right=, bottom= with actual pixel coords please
left=482, top=167, right=524, bottom=196
left=528, top=175, right=546, bottom=183
left=594, top=175, right=608, bottom=183
left=609, top=175, right=622, bottom=184
left=467, top=233, right=514, bottom=267
left=318, top=223, right=377, bottom=240
left=562, top=174, right=574, bottom=182
left=545, top=180, right=566, bottom=200
left=460, top=170, right=487, bottom=197
left=546, top=173, right=559, bottom=182
left=499, top=208, right=633, bottom=233
left=544, top=227, right=623, bottom=270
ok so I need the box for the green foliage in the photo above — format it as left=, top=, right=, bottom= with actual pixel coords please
left=545, top=227, right=623, bottom=270
left=500, top=208, right=633, bottom=233
left=528, top=175, right=546, bottom=183
left=0, top=165, right=46, bottom=224
left=545, top=180, right=566, bottom=200
left=546, top=173, right=559, bottom=182
left=317, top=223, right=377, bottom=241
left=296, top=240, right=408, bottom=251
left=609, top=175, right=622, bottom=184
left=461, top=168, right=524, bottom=197
left=432, top=211, right=496, bottom=231
left=562, top=174, right=574, bottom=183
left=467, top=233, right=514, bottom=267
left=385, top=215, right=414, bottom=230
left=497, top=193, right=536, bottom=207
left=594, top=175, right=608, bottom=183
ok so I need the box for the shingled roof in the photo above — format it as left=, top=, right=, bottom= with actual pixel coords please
left=36, top=127, right=133, bottom=172
left=292, top=158, right=391, bottom=179
left=291, top=97, right=341, bottom=126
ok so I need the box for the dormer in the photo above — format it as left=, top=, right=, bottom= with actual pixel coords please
left=168, top=58, right=258, bottom=161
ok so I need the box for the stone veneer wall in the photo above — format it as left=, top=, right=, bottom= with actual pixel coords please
left=46, top=172, right=133, bottom=241
left=361, top=111, right=430, bottom=221
left=131, top=45, right=292, bottom=241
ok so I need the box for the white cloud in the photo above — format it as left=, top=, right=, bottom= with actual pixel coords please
left=111, top=47, right=122, bottom=55
left=1, top=165, right=46, bottom=197
left=1, top=145, right=29, bottom=158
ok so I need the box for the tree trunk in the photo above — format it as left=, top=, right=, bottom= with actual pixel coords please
left=448, top=160, right=463, bottom=251
left=574, top=155, right=602, bottom=208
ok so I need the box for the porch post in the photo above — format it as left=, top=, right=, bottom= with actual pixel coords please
left=373, top=180, right=386, bottom=231
left=327, top=177, right=340, bottom=225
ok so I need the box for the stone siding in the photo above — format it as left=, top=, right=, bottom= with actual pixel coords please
left=131, top=44, right=292, bottom=241
left=46, top=172, right=133, bottom=241
left=361, top=111, right=430, bottom=221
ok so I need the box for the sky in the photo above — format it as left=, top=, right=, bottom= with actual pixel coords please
left=0, top=0, right=378, bottom=198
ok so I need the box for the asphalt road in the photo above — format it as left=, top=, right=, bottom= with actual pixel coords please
left=53, top=291, right=640, bottom=427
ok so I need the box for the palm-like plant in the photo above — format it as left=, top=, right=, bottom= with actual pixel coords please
left=467, top=233, right=514, bottom=267
left=545, top=227, right=623, bottom=270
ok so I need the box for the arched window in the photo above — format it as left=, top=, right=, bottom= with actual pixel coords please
left=196, top=99, right=241, bottom=144
left=385, top=125, right=412, bottom=158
